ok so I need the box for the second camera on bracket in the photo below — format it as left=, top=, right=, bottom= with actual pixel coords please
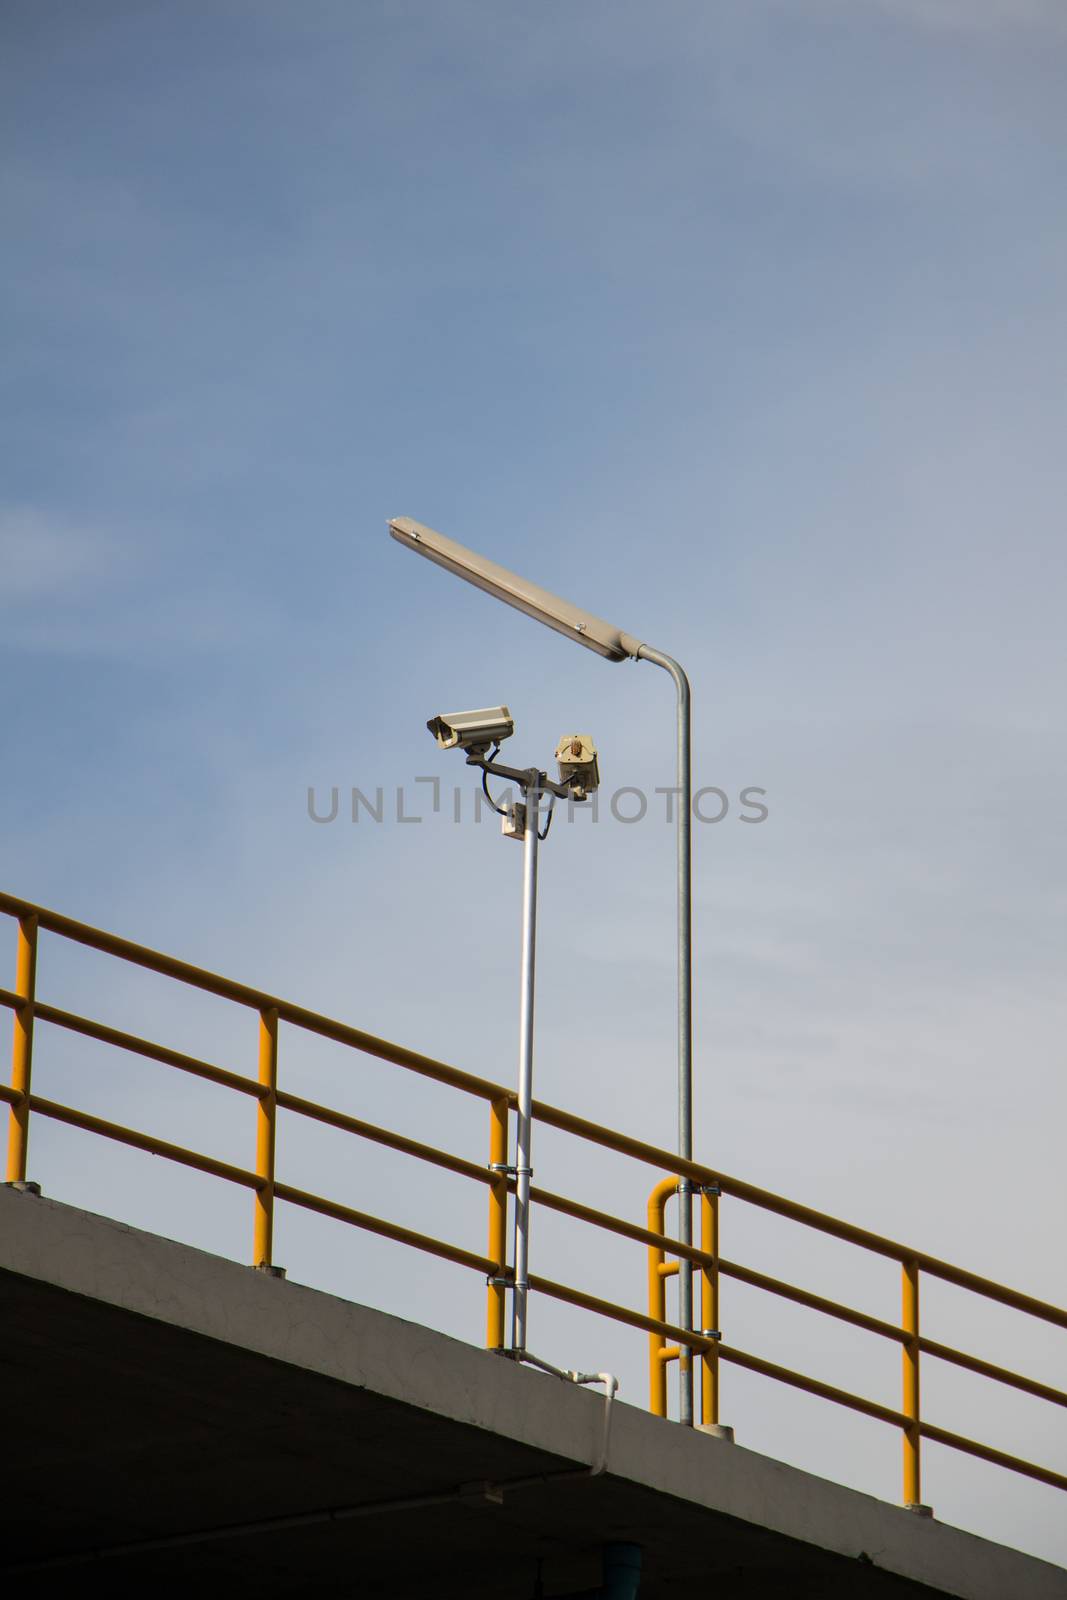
left=555, top=734, right=599, bottom=800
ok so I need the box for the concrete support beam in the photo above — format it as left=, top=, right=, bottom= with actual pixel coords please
left=1, top=1186, right=1063, bottom=1599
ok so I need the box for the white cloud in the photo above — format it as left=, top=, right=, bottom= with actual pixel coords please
left=0, top=508, right=120, bottom=603
left=785, top=0, right=1067, bottom=32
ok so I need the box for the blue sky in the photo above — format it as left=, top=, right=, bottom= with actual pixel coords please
left=3, top=0, right=1066, bottom=1564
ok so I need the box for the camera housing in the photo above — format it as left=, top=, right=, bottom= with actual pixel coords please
left=427, top=707, right=514, bottom=755
left=555, top=734, right=600, bottom=801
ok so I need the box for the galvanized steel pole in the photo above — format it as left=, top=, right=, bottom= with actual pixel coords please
left=635, top=645, right=694, bottom=1425
left=511, top=774, right=540, bottom=1355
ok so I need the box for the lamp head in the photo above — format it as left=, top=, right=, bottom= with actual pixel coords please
left=389, top=517, right=642, bottom=662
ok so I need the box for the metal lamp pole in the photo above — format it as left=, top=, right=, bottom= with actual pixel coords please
left=390, top=517, right=697, bottom=1422
left=637, top=645, right=694, bottom=1415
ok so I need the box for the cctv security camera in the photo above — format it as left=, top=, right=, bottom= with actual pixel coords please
left=427, top=707, right=515, bottom=755
left=555, top=734, right=600, bottom=801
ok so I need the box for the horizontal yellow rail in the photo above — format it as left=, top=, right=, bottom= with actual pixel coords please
left=536, top=1093, right=1067, bottom=1327
left=273, top=1181, right=495, bottom=1277
left=2, top=1086, right=264, bottom=1190
left=533, top=1174, right=1067, bottom=1410
left=2, top=992, right=269, bottom=1098
left=541, top=1264, right=1067, bottom=1496
left=918, top=1422, right=1067, bottom=1496
left=275, top=1088, right=491, bottom=1186
left=3, top=890, right=1065, bottom=1520
left=0, top=892, right=507, bottom=1101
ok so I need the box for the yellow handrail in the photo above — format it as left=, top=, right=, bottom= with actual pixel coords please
left=3, top=890, right=1065, bottom=1517
left=647, top=1177, right=679, bottom=1418
left=645, top=1181, right=1067, bottom=1506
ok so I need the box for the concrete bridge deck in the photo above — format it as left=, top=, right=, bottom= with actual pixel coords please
left=1, top=1184, right=1063, bottom=1598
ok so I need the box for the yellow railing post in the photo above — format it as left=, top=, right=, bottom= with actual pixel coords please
left=648, top=1177, right=679, bottom=1417
left=486, top=1095, right=508, bottom=1349
left=902, top=1256, right=924, bottom=1509
left=253, top=1006, right=278, bottom=1268
left=700, top=1183, right=720, bottom=1427
left=6, top=913, right=38, bottom=1184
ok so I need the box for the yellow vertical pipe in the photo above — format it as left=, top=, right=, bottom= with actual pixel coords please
left=485, top=1096, right=508, bottom=1349
left=902, top=1257, right=921, bottom=1506
left=701, top=1185, right=720, bottom=1427
left=648, top=1177, right=679, bottom=1417
left=6, top=914, right=38, bottom=1183
left=253, top=1006, right=278, bottom=1268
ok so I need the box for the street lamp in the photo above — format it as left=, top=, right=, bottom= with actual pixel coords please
left=389, top=516, right=698, bottom=1425
left=426, top=706, right=600, bottom=1360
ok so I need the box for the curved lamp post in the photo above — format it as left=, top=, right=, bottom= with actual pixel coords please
left=388, top=516, right=696, bottom=1425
